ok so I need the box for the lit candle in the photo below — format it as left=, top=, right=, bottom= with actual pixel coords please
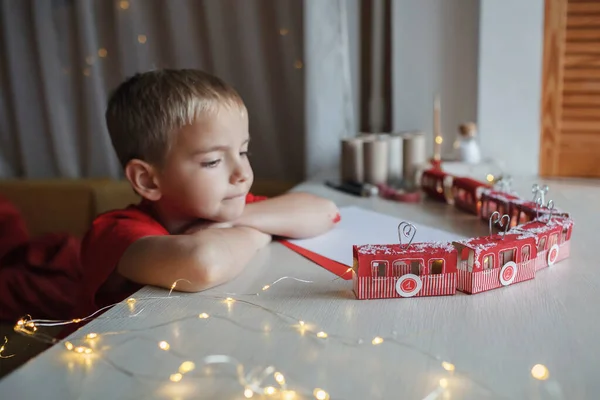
left=433, top=94, right=442, bottom=161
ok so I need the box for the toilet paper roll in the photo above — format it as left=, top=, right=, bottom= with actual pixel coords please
left=363, top=136, right=389, bottom=185
left=402, top=132, right=427, bottom=188
left=340, top=138, right=364, bottom=183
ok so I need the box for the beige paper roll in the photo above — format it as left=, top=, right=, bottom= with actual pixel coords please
left=387, top=133, right=403, bottom=184
left=340, top=138, right=364, bottom=183
left=402, top=132, right=427, bottom=188
left=363, top=135, right=389, bottom=185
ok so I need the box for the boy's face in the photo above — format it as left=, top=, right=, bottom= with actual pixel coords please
left=157, top=105, right=253, bottom=222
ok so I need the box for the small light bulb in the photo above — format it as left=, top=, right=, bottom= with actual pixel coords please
left=262, top=285, right=270, bottom=291
left=72, top=318, right=81, bottom=323
left=274, top=372, right=285, bottom=384
left=294, top=60, right=303, bottom=69
left=282, top=391, right=297, bottom=400
left=179, top=361, right=195, bottom=374
left=158, top=341, right=170, bottom=350
left=279, top=28, right=289, bottom=35
left=316, top=331, right=328, bottom=339
left=439, top=378, right=448, bottom=388
left=486, top=174, right=494, bottom=182
left=65, top=341, right=74, bottom=350
left=435, top=136, right=443, bottom=144
left=244, top=388, right=254, bottom=398
left=264, top=386, right=276, bottom=395
left=531, top=364, right=549, bottom=380
left=86, top=333, right=98, bottom=339
left=84, top=348, right=93, bottom=354
left=119, top=0, right=129, bottom=10
left=98, top=48, right=107, bottom=58
left=313, top=388, right=330, bottom=400
left=126, top=298, right=136, bottom=304
left=372, top=336, right=384, bottom=345
left=170, top=373, right=183, bottom=382
left=199, top=313, right=209, bottom=319
left=299, top=321, right=305, bottom=326
left=75, top=346, right=85, bottom=353
left=225, top=297, right=235, bottom=303
left=138, top=34, right=147, bottom=44
left=442, top=361, right=455, bottom=372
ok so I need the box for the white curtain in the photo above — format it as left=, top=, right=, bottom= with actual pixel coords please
left=0, top=0, right=356, bottom=183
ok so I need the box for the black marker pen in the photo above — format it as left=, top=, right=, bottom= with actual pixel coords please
left=325, top=181, right=378, bottom=197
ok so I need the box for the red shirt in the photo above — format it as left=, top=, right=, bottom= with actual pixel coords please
left=78, top=193, right=267, bottom=316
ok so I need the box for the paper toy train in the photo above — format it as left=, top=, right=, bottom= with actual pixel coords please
left=352, top=169, right=573, bottom=299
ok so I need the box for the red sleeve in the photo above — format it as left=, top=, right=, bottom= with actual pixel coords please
left=245, top=192, right=268, bottom=203
left=79, top=203, right=168, bottom=311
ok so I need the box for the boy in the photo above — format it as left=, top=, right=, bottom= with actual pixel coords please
left=79, top=69, right=340, bottom=315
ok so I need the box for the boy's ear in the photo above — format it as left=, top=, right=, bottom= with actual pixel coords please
left=124, top=159, right=162, bottom=201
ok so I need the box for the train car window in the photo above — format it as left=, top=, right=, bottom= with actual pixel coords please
left=410, top=261, right=421, bottom=275
left=549, top=233, right=558, bottom=247
left=436, top=180, right=443, bottom=194
left=499, top=248, right=515, bottom=265
left=430, top=259, right=444, bottom=274
left=371, top=261, right=387, bottom=277
left=522, top=245, right=531, bottom=262
left=392, top=260, right=408, bottom=276
left=538, top=236, right=547, bottom=252
left=483, top=254, right=494, bottom=270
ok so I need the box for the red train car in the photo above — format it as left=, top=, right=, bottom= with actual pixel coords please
left=421, top=168, right=453, bottom=203
left=509, top=198, right=569, bottom=226
left=510, top=215, right=573, bottom=271
left=352, top=242, right=457, bottom=299
left=480, top=188, right=522, bottom=227
left=451, top=177, right=490, bottom=215
left=451, top=232, right=537, bottom=294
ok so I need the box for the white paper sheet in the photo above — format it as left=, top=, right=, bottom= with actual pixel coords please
left=287, top=206, right=468, bottom=267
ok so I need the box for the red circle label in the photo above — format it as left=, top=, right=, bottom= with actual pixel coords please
left=550, top=249, right=557, bottom=262
left=401, top=278, right=417, bottom=292
left=502, top=266, right=514, bottom=281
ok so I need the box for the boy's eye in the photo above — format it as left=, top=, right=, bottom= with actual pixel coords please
left=241, top=151, right=250, bottom=157
left=201, top=159, right=221, bottom=168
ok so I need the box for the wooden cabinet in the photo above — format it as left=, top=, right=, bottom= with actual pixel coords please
left=540, top=0, right=600, bottom=177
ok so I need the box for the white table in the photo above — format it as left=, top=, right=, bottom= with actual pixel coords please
left=1, top=175, right=599, bottom=400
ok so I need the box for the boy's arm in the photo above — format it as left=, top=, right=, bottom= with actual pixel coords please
left=234, top=192, right=340, bottom=239
left=117, top=226, right=271, bottom=292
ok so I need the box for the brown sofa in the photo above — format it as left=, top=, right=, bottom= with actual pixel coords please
left=0, top=178, right=295, bottom=238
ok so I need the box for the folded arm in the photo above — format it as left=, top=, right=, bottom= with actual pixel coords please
left=234, top=192, right=339, bottom=239
left=117, top=226, right=271, bottom=292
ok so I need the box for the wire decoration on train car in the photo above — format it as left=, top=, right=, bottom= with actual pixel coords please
left=352, top=168, right=574, bottom=300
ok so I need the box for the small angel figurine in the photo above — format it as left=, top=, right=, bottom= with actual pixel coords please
left=455, top=122, right=481, bottom=164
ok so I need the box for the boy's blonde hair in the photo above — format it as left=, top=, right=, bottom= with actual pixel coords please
left=105, top=69, right=245, bottom=168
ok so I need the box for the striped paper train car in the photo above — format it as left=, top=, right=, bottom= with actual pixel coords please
left=352, top=242, right=457, bottom=300
left=451, top=233, right=538, bottom=294
left=509, top=215, right=574, bottom=271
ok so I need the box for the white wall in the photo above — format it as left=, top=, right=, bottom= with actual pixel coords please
left=391, top=0, right=480, bottom=158
left=477, top=0, right=544, bottom=175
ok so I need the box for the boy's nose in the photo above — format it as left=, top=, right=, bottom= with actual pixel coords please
left=231, top=164, right=249, bottom=184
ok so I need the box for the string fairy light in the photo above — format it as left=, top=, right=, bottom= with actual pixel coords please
left=226, top=276, right=314, bottom=297
left=10, top=278, right=497, bottom=399
left=168, top=278, right=192, bottom=296
left=0, top=336, right=15, bottom=359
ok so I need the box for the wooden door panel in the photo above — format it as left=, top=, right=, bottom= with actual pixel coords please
left=541, top=0, right=600, bottom=178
